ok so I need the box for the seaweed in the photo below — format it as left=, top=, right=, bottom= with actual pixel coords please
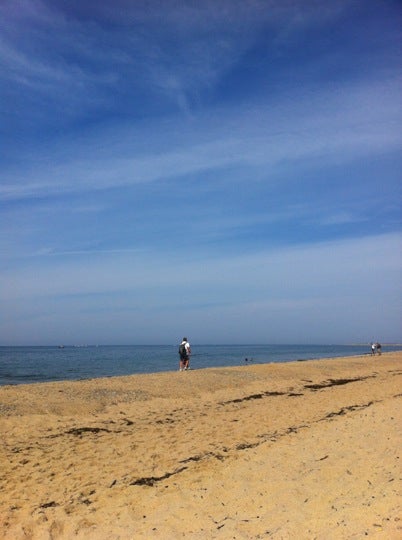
left=130, top=466, right=188, bottom=487
left=304, top=376, right=373, bottom=390
left=65, top=427, right=111, bottom=436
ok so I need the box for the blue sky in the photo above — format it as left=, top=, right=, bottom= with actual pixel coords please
left=1, top=0, right=401, bottom=345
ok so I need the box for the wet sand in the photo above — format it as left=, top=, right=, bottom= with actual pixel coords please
left=1, top=352, right=401, bottom=539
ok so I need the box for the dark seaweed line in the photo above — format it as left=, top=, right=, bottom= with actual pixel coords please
left=219, top=391, right=287, bottom=405
left=304, top=375, right=375, bottom=390
left=128, top=400, right=378, bottom=487
left=130, top=466, right=188, bottom=486
left=322, top=402, right=374, bottom=419
left=218, top=375, right=377, bottom=406
left=41, top=375, right=381, bottom=442
left=35, top=399, right=380, bottom=508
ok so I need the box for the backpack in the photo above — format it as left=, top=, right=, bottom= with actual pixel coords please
left=179, top=343, right=187, bottom=357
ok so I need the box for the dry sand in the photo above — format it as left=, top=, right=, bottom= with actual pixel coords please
left=0, top=352, right=401, bottom=539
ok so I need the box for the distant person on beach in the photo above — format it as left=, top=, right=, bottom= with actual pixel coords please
left=179, top=337, right=191, bottom=371
left=371, top=342, right=382, bottom=355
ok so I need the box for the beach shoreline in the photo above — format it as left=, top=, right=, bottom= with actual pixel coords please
left=1, top=352, right=401, bottom=538
left=3, top=343, right=400, bottom=387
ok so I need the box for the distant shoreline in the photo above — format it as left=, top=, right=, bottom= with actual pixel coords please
left=1, top=344, right=401, bottom=387
left=0, top=349, right=400, bottom=389
left=1, top=342, right=402, bottom=347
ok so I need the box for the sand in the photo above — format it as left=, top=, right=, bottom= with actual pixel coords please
left=0, top=352, right=401, bottom=539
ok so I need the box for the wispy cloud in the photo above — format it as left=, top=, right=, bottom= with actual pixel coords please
left=0, top=0, right=357, bottom=120
left=2, top=76, right=400, bottom=202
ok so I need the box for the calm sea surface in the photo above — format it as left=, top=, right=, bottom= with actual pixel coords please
left=0, top=344, right=400, bottom=386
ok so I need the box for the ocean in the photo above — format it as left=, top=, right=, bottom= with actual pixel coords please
left=1, top=343, right=400, bottom=386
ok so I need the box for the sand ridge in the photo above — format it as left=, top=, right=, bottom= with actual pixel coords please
left=0, top=352, right=401, bottom=539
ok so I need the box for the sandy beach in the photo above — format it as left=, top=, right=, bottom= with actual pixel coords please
left=0, top=352, right=401, bottom=539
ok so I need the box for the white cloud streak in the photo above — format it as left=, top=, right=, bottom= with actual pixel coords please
left=0, top=0, right=361, bottom=122
left=2, top=76, right=401, bottom=201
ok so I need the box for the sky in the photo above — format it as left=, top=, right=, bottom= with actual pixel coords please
left=0, top=0, right=401, bottom=346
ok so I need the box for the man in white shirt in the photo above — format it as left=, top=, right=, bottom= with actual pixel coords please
left=179, top=337, right=191, bottom=371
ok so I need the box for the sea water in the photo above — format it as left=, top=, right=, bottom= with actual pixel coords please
left=1, top=343, right=400, bottom=386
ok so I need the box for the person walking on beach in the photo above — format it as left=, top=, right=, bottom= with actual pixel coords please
left=371, top=342, right=382, bottom=355
left=179, top=337, right=191, bottom=371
